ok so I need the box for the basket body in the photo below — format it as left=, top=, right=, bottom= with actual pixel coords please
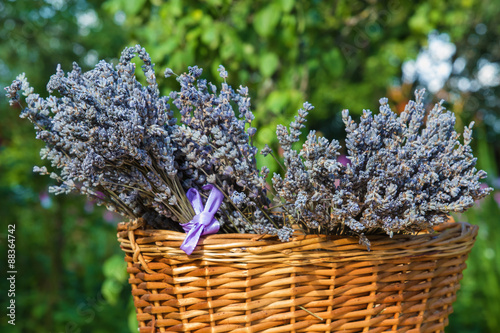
left=117, top=222, right=477, bottom=333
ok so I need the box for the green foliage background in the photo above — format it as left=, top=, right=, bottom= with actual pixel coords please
left=0, top=1, right=499, bottom=332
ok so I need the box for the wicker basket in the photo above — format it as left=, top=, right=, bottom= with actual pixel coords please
left=117, top=220, right=478, bottom=333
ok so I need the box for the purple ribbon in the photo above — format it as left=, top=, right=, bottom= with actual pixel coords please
left=180, top=184, right=223, bottom=255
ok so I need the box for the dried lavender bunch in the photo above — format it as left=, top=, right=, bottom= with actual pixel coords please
left=269, top=90, right=491, bottom=242
left=5, top=45, right=283, bottom=236
left=168, top=65, right=283, bottom=236
left=338, top=89, right=492, bottom=236
left=5, top=45, right=194, bottom=229
left=271, top=102, right=344, bottom=237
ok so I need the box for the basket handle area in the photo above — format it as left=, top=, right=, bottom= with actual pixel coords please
left=127, top=218, right=155, bottom=274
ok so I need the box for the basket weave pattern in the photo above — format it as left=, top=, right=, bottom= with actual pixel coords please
left=117, top=221, right=477, bottom=333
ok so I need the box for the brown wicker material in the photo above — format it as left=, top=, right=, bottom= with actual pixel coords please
left=117, top=220, right=478, bottom=333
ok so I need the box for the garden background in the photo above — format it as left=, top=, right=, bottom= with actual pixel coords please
left=1, top=0, right=499, bottom=332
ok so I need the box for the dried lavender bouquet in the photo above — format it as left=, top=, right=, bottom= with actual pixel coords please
left=270, top=90, right=492, bottom=245
left=5, top=45, right=281, bottom=237
left=5, top=46, right=196, bottom=231
left=339, top=91, right=492, bottom=237
left=167, top=65, right=282, bottom=237
left=6, top=44, right=492, bottom=244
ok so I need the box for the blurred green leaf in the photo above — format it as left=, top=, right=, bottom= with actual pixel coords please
left=408, top=4, right=434, bottom=34
left=280, top=0, right=295, bottom=13
left=122, top=0, right=147, bottom=16
left=169, top=0, right=183, bottom=17
left=321, top=48, right=344, bottom=78
left=101, top=279, right=123, bottom=305
left=266, top=90, right=289, bottom=114
left=201, top=23, right=219, bottom=49
left=259, top=52, right=279, bottom=77
left=253, top=3, right=281, bottom=37
left=104, top=0, right=146, bottom=16
left=475, top=128, right=498, bottom=180
left=103, top=254, right=127, bottom=282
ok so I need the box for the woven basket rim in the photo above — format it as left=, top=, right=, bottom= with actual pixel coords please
left=117, top=221, right=478, bottom=266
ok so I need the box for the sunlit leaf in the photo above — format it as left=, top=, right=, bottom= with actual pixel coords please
left=280, top=0, right=295, bottom=13
left=101, top=279, right=122, bottom=305
left=103, top=254, right=127, bottom=282
left=253, top=3, right=281, bottom=37
left=259, top=52, right=279, bottom=77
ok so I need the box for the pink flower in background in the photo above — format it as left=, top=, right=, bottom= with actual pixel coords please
left=480, top=183, right=490, bottom=190
left=474, top=183, right=493, bottom=207
left=338, top=155, right=351, bottom=166
left=334, top=156, right=351, bottom=187
left=84, top=199, right=95, bottom=213
left=495, top=192, right=500, bottom=207
left=39, top=191, right=52, bottom=209
left=103, top=210, right=121, bottom=224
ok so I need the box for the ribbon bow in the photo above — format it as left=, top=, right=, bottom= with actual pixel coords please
left=180, top=184, right=223, bottom=255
